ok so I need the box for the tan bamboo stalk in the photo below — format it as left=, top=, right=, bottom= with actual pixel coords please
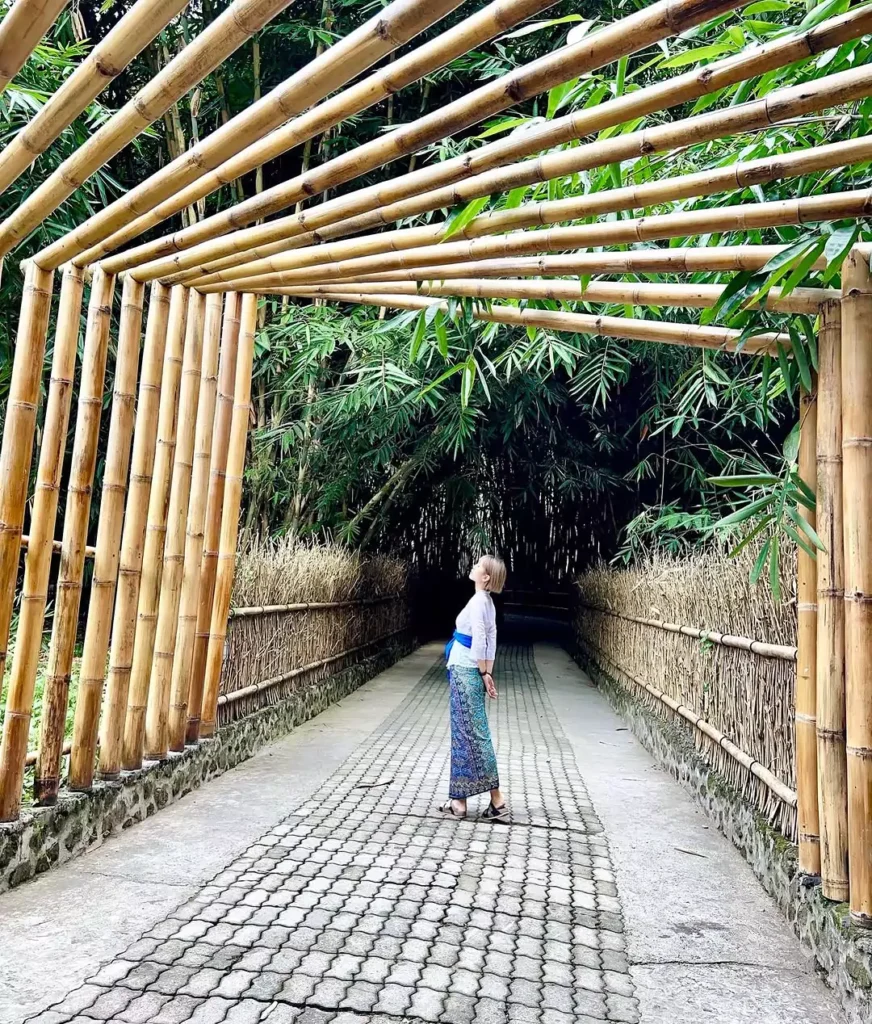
left=97, top=283, right=172, bottom=780
left=166, top=293, right=223, bottom=751
left=212, top=190, right=872, bottom=292
left=0, top=266, right=80, bottom=821
left=186, top=292, right=240, bottom=744
left=816, top=297, right=849, bottom=901
left=0, top=0, right=300, bottom=263
left=200, top=292, right=258, bottom=738
left=0, top=0, right=190, bottom=195
left=0, top=0, right=70, bottom=96
left=796, top=382, right=820, bottom=877
left=35, top=0, right=470, bottom=270
left=68, top=0, right=556, bottom=268
left=841, top=247, right=872, bottom=926
left=67, top=277, right=146, bottom=792
left=278, top=291, right=786, bottom=355
left=32, top=269, right=116, bottom=806
left=142, top=291, right=206, bottom=761
left=121, top=285, right=189, bottom=771
left=0, top=263, right=54, bottom=702
left=281, top=278, right=833, bottom=316
left=175, top=63, right=872, bottom=285
left=117, top=5, right=872, bottom=281
left=229, top=595, right=401, bottom=618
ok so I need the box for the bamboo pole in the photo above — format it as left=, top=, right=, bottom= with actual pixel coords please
left=816, top=297, right=849, bottom=901
left=59, top=0, right=546, bottom=269
left=0, top=0, right=300, bottom=263
left=797, top=381, right=820, bottom=877
left=186, top=292, right=240, bottom=744
left=278, top=278, right=833, bottom=316
left=199, top=292, right=258, bottom=738
left=142, top=290, right=206, bottom=762
left=0, top=266, right=80, bottom=821
left=97, top=283, right=172, bottom=780
left=106, top=1, right=872, bottom=280
left=210, top=190, right=872, bottom=292
left=32, top=269, right=115, bottom=806
left=0, top=263, right=54, bottom=701
left=67, top=277, right=146, bottom=792
left=841, top=247, right=872, bottom=926
left=0, top=0, right=70, bottom=96
left=121, top=285, right=189, bottom=772
left=230, top=595, right=405, bottom=618
left=0, top=0, right=190, bottom=195
left=19, top=535, right=95, bottom=557
left=166, top=293, right=223, bottom=752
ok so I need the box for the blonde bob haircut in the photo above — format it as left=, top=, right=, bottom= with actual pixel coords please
left=482, top=554, right=507, bottom=595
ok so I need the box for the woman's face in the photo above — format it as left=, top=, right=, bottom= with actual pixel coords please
left=469, top=558, right=491, bottom=589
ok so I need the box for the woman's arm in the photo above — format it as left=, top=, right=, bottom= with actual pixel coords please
left=470, top=596, right=498, bottom=697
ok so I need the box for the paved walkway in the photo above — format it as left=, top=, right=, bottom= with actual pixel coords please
left=3, top=642, right=844, bottom=1024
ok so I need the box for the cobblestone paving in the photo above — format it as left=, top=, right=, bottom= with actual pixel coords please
left=27, top=647, right=638, bottom=1024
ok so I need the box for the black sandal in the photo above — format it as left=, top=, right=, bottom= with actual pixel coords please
left=439, top=800, right=467, bottom=818
left=481, top=802, right=509, bottom=821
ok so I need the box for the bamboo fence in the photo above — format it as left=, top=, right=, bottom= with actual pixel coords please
left=0, top=0, right=70, bottom=96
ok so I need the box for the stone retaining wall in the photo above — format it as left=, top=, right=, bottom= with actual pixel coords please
left=572, top=643, right=872, bottom=1024
left=0, top=632, right=415, bottom=894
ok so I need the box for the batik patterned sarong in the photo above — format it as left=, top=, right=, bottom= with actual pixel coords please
left=448, top=665, right=499, bottom=799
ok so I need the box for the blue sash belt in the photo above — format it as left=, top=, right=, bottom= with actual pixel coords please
left=445, top=630, right=472, bottom=663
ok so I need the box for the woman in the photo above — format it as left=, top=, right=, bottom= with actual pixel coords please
left=441, top=554, right=508, bottom=820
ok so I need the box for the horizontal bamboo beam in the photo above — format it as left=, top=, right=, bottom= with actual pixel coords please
left=577, top=602, right=796, bottom=661
left=0, top=0, right=299, bottom=262
left=577, top=633, right=797, bottom=807
left=284, top=278, right=834, bottom=315
left=20, top=535, right=96, bottom=558
left=123, top=5, right=872, bottom=282
left=73, top=0, right=558, bottom=267
left=40, top=0, right=470, bottom=270
left=0, top=0, right=70, bottom=96
left=228, top=594, right=404, bottom=618
left=0, top=0, right=189, bottom=195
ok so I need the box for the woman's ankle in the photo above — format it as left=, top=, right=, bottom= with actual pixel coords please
left=490, top=788, right=503, bottom=807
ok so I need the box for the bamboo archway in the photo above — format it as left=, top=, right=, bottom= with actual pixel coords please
left=0, top=0, right=869, bottom=928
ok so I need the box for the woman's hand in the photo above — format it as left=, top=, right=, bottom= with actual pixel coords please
left=483, top=673, right=498, bottom=700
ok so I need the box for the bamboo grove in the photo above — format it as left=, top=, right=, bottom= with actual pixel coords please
left=0, top=0, right=870, bottom=926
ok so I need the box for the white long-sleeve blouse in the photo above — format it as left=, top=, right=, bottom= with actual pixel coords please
left=447, top=590, right=497, bottom=668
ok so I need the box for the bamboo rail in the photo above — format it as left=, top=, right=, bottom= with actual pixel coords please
left=107, top=2, right=871, bottom=279
left=229, top=595, right=403, bottom=618
left=20, top=535, right=96, bottom=558
left=0, top=0, right=70, bottom=96
left=841, top=247, right=872, bottom=927
left=796, top=383, right=820, bottom=877
left=576, top=633, right=797, bottom=808
left=32, top=269, right=116, bottom=808
left=97, top=283, right=172, bottom=781
left=200, top=293, right=259, bottom=738
left=68, top=278, right=146, bottom=792
left=186, top=293, right=241, bottom=744
left=70, top=0, right=557, bottom=268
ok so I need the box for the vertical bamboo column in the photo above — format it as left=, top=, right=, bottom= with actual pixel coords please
left=0, top=263, right=54, bottom=698
left=797, top=381, right=821, bottom=877
left=98, top=283, right=171, bottom=780
left=816, top=298, right=850, bottom=902
left=33, top=269, right=116, bottom=805
left=842, top=248, right=872, bottom=926
left=167, top=293, right=223, bottom=751
left=0, top=266, right=81, bottom=821
left=67, top=277, right=146, bottom=791
left=200, top=293, right=258, bottom=738
left=186, top=292, right=240, bottom=743
left=144, top=291, right=206, bottom=760
left=122, top=285, right=189, bottom=771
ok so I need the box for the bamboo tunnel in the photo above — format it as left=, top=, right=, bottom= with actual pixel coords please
left=200, top=293, right=259, bottom=739
left=0, top=0, right=70, bottom=96
left=841, top=247, right=872, bottom=927
left=0, top=266, right=78, bottom=820
left=67, top=278, right=146, bottom=792
left=797, top=383, right=820, bottom=877
left=816, top=299, right=849, bottom=902
left=32, top=269, right=116, bottom=808
left=97, top=283, right=172, bottom=781
left=105, top=1, right=867, bottom=280
left=186, top=293, right=241, bottom=744
left=121, top=285, right=189, bottom=772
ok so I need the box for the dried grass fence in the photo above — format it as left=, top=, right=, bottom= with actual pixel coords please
left=574, top=547, right=798, bottom=839
left=217, top=538, right=411, bottom=723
